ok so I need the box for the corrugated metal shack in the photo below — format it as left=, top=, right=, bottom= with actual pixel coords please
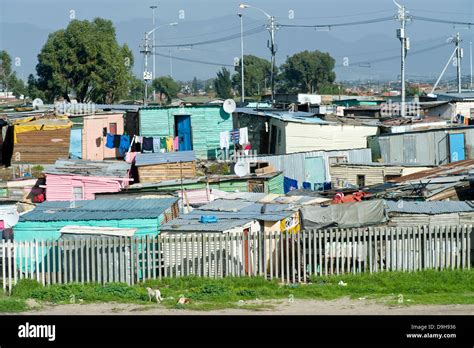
left=135, top=151, right=197, bottom=183
left=6, top=116, right=73, bottom=164
left=233, top=107, right=378, bottom=155
left=368, top=125, right=474, bottom=165
left=330, top=162, right=434, bottom=189
left=44, top=159, right=132, bottom=201
left=125, top=171, right=285, bottom=195
left=257, top=148, right=372, bottom=187
left=14, top=197, right=180, bottom=241
left=385, top=200, right=474, bottom=227
left=81, top=113, right=125, bottom=160
left=138, top=105, right=233, bottom=159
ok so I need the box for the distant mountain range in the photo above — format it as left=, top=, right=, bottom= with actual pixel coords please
left=0, top=15, right=468, bottom=83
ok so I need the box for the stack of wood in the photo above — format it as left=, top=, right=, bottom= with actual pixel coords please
left=138, top=161, right=197, bottom=183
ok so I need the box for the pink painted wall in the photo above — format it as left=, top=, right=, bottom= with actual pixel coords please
left=82, top=114, right=125, bottom=161
left=45, top=173, right=132, bottom=201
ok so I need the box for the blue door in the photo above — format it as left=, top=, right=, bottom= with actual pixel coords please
left=175, top=115, right=192, bottom=151
left=449, top=133, right=465, bottom=162
left=304, top=157, right=326, bottom=189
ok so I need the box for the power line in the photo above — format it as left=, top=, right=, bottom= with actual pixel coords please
left=279, top=16, right=394, bottom=29
left=154, top=52, right=235, bottom=68
left=335, top=42, right=450, bottom=68
left=155, top=25, right=266, bottom=48
left=276, top=8, right=393, bottom=20
left=412, top=15, right=474, bottom=27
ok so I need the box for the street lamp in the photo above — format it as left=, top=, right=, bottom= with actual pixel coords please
left=240, top=3, right=277, bottom=103
left=141, top=22, right=178, bottom=106
left=238, top=13, right=245, bottom=103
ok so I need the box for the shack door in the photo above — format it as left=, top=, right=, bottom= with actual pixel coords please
left=449, top=133, right=465, bottom=162
left=304, top=156, right=326, bottom=188
left=175, top=115, right=192, bottom=151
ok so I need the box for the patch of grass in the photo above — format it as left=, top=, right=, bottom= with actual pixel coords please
left=0, top=295, right=27, bottom=313
left=6, top=270, right=474, bottom=312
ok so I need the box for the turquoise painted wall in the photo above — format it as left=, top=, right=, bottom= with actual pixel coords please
left=14, top=217, right=164, bottom=242
left=139, top=106, right=233, bottom=159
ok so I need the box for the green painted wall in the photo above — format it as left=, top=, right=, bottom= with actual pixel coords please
left=266, top=173, right=284, bottom=194
left=139, top=106, right=233, bottom=159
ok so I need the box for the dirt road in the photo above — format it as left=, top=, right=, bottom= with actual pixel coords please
left=13, top=298, right=474, bottom=315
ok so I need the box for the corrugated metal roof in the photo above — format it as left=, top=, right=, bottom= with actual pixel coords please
left=20, top=198, right=178, bottom=222
left=160, top=218, right=253, bottom=232
left=384, top=200, right=474, bottom=215
left=235, top=108, right=332, bottom=124
left=198, top=199, right=255, bottom=212
left=45, top=159, right=131, bottom=178
left=135, top=151, right=196, bottom=167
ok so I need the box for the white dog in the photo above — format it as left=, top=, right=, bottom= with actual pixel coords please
left=146, top=287, right=163, bottom=303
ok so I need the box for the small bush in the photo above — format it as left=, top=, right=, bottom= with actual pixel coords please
left=0, top=298, right=28, bottom=312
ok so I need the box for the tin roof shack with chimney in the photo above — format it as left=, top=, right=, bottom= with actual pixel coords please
left=3, top=116, right=73, bottom=165
left=368, top=125, right=474, bottom=165
left=135, top=151, right=197, bottom=183
left=14, top=197, right=180, bottom=242
left=44, top=159, right=132, bottom=201
left=330, top=162, right=434, bottom=189
left=80, top=112, right=125, bottom=161
left=233, top=108, right=378, bottom=155
left=138, top=105, right=233, bottom=159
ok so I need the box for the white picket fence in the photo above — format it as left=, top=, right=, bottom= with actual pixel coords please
left=1, top=225, right=472, bottom=293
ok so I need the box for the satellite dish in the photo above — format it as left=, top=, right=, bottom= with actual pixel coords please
left=223, top=99, right=236, bottom=114
left=234, top=160, right=250, bottom=177
left=32, top=98, right=43, bottom=109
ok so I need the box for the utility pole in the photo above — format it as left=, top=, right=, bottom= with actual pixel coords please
left=394, top=1, right=411, bottom=117
left=268, top=15, right=277, bottom=103
left=141, top=22, right=178, bottom=107
left=169, top=49, right=173, bottom=78
left=140, top=33, right=152, bottom=106
left=150, top=5, right=157, bottom=102
left=240, top=4, right=277, bottom=103
left=470, top=41, right=473, bottom=90
left=455, top=32, right=463, bottom=93
left=238, top=13, right=245, bottom=103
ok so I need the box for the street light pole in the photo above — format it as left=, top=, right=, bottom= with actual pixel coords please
left=141, top=22, right=178, bottom=107
left=240, top=4, right=277, bottom=103
left=239, top=13, right=245, bottom=103
left=470, top=41, right=473, bottom=90
left=455, top=32, right=462, bottom=94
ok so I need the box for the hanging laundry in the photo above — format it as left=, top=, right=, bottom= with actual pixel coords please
left=160, top=137, right=167, bottom=151
left=136, top=136, right=143, bottom=144
left=173, top=136, right=179, bottom=151
left=302, top=182, right=312, bottom=190
left=244, top=143, right=251, bottom=155
left=230, top=129, right=240, bottom=143
left=284, top=177, right=298, bottom=194
left=153, top=138, right=161, bottom=153
left=113, top=135, right=121, bottom=148
left=105, top=133, right=114, bottom=149
left=239, top=127, right=249, bottom=145
left=220, top=131, right=230, bottom=149
left=119, top=134, right=130, bottom=156
left=142, top=137, right=154, bottom=152
left=166, top=136, right=174, bottom=152
left=125, top=152, right=138, bottom=163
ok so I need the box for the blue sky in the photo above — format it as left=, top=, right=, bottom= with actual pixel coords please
left=1, top=0, right=473, bottom=82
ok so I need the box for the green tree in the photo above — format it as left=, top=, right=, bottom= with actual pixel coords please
left=152, top=76, right=180, bottom=105
left=232, top=55, right=271, bottom=97
left=280, top=50, right=336, bottom=93
left=27, top=74, right=46, bottom=100
left=35, top=18, right=134, bottom=103
left=214, top=67, right=232, bottom=99
left=127, top=76, right=148, bottom=101
left=0, top=50, right=26, bottom=97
